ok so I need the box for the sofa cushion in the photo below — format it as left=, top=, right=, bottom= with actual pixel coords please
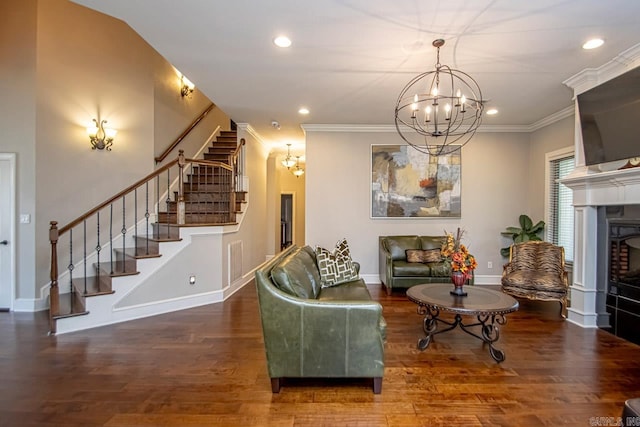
left=427, top=262, right=451, bottom=277
left=420, top=236, right=446, bottom=251
left=301, top=245, right=317, bottom=263
left=406, top=248, right=442, bottom=263
left=271, top=248, right=321, bottom=299
left=316, top=238, right=359, bottom=287
left=392, top=260, right=431, bottom=277
left=317, top=279, right=372, bottom=301
left=385, top=236, right=421, bottom=261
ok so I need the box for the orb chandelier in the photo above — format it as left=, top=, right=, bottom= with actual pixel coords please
left=394, top=39, right=484, bottom=156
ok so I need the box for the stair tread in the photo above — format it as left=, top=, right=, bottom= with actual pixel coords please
left=94, top=259, right=139, bottom=277
left=135, top=234, right=182, bottom=243
left=53, top=291, right=88, bottom=319
left=113, top=247, right=162, bottom=259
left=72, top=275, right=114, bottom=297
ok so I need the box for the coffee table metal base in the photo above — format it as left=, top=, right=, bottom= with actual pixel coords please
left=417, top=306, right=507, bottom=363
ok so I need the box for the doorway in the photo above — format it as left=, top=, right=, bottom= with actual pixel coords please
left=0, top=154, right=16, bottom=310
left=280, top=193, right=294, bottom=250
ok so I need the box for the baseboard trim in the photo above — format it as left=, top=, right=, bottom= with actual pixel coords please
left=13, top=297, right=48, bottom=312
left=362, top=274, right=502, bottom=286
left=55, top=276, right=255, bottom=335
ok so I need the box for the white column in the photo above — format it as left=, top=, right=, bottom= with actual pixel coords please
left=567, top=206, right=599, bottom=327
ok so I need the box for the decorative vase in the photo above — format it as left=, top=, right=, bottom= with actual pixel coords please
left=449, top=271, right=468, bottom=297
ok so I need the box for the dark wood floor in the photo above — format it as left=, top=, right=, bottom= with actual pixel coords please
left=1, top=283, right=638, bottom=426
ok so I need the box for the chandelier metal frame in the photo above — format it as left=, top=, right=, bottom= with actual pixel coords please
left=394, top=39, right=484, bottom=156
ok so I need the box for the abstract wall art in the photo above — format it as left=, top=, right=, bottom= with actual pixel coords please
left=371, top=144, right=461, bottom=218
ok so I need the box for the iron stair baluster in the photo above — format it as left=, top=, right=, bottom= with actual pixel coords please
left=96, top=212, right=101, bottom=282
left=68, top=229, right=74, bottom=305
left=121, top=195, right=126, bottom=269
left=145, top=181, right=150, bottom=253
left=109, top=204, right=113, bottom=275
left=166, top=169, right=170, bottom=236
left=83, top=220, right=87, bottom=294
left=134, top=189, right=138, bottom=257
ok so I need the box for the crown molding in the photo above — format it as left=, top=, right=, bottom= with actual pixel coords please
left=477, top=124, right=530, bottom=133
left=300, top=122, right=554, bottom=134
left=528, top=105, right=575, bottom=132
left=301, top=123, right=536, bottom=133
left=236, top=123, right=270, bottom=157
left=301, top=124, right=397, bottom=133
left=563, top=42, right=640, bottom=95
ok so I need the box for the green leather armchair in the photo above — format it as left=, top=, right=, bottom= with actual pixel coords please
left=255, top=245, right=385, bottom=394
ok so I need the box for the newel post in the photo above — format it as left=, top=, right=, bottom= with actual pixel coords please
left=177, top=150, right=185, bottom=224
left=48, top=221, right=59, bottom=334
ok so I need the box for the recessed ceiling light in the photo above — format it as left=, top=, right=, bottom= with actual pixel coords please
left=273, top=36, right=292, bottom=48
left=486, top=108, right=498, bottom=116
left=582, top=38, right=604, bottom=50
left=298, top=107, right=309, bottom=115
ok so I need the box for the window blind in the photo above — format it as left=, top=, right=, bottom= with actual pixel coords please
left=548, top=156, right=575, bottom=262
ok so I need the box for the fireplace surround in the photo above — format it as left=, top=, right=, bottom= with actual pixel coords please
left=605, top=217, right=640, bottom=344
left=560, top=43, right=640, bottom=332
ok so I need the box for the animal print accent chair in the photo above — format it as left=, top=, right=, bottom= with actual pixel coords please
left=501, top=241, right=569, bottom=318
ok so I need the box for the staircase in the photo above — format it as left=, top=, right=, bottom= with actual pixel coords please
left=48, top=130, right=247, bottom=334
left=159, top=131, right=247, bottom=225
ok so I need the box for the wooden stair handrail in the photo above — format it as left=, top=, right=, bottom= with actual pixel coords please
left=58, top=157, right=180, bottom=235
left=231, top=138, right=246, bottom=158
left=155, top=103, right=216, bottom=164
left=185, top=158, right=233, bottom=172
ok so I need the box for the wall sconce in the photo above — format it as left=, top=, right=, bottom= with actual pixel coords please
left=180, top=75, right=195, bottom=97
left=87, top=119, right=117, bottom=151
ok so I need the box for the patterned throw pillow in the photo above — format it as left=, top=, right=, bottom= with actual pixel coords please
left=315, top=238, right=359, bottom=287
left=406, top=249, right=442, bottom=263
left=422, top=248, right=443, bottom=263
left=406, top=249, right=425, bottom=263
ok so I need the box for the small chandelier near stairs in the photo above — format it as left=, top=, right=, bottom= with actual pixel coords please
left=281, top=143, right=296, bottom=169
left=394, top=39, right=484, bottom=156
left=292, top=156, right=304, bottom=178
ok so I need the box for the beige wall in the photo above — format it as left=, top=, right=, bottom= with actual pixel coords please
left=305, top=130, right=532, bottom=280
left=0, top=0, right=38, bottom=300
left=528, top=115, right=575, bottom=224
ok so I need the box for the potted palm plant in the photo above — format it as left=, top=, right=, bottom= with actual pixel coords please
left=500, top=214, right=545, bottom=258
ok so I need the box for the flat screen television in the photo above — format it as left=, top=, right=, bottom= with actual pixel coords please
left=578, top=66, right=640, bottom=166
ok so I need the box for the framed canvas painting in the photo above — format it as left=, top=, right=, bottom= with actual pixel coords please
left=371, top=144, right=461, bottom=218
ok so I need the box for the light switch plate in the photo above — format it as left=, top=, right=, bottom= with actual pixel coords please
left=20, top=214, right=31, bottom=224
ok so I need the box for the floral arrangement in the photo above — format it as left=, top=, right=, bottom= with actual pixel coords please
left=441, top=227, right=477, bottom=280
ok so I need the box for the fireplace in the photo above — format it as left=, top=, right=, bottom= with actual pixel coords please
left=560, top=50, right=640, bottom=333
left=561, top=165, right=640, bottom=331
left=605, top=219, right=640, bottom=344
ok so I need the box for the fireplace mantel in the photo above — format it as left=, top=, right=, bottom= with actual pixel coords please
left=562, top=166, right=640, bottom=207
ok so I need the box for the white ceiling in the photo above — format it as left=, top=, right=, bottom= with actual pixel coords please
left=72, top=0, right=640, bottom=155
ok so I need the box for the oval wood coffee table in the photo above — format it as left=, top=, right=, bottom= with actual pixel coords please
left=406, top=283, right=519, bottom=363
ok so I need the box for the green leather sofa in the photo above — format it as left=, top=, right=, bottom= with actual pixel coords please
left=255, top=244, right=386, bottom=394
left=379, top=235, right=474, bottom=295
